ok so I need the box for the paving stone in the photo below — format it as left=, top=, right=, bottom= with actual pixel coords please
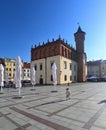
left=90, top=126, right=106, bottom=130
left=26, top=125, right=41, bottom=130
left=0, top=83, right=106, bottom=130
left=0, top=117, right=17, bottom=130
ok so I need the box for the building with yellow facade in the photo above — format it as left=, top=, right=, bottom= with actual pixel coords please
left=4, top=58, right=16, bottom=82
left=31, top=26, right=87, bottom=84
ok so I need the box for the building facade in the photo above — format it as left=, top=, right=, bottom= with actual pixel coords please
left=2, top=58, right=30, bottom=83
left=87, top=60, right=106, bottom=77
left=31, top=26, right=87, bottom=84
left=4, top=58, right=16, bottom=82
left=22, top=62, right=31, bottom=81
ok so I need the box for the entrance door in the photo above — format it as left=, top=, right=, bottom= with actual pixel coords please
left=39, top=78, right=43, bottom=84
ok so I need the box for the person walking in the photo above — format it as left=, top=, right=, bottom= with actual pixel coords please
left=66, top=88, right=71, bottom=100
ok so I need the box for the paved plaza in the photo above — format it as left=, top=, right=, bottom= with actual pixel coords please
left=0, top=82, right=106, bottom=130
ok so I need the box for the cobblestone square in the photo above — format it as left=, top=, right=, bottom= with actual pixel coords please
left=0, top=82, right=106, bottom=130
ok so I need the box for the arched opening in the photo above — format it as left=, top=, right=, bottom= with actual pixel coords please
left=39, top=75, right=43, bottom=84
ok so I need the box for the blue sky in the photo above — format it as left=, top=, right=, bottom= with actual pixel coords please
left=0, top=0, right=106, bottom=62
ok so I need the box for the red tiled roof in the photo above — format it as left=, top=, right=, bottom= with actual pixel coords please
left=23, top=62, right=30, bottom=68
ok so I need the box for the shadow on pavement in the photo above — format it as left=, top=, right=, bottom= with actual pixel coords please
left=98, top=100, right=106, bottom=104
left=38, top=99, right=66, bottom=106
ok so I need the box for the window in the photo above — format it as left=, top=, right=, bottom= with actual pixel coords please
left=68, top=50, right=71, bottom=58
left=50, top=61, right=54, bottom=68
left=64, top=61, right=67, bottom=69
left=70, top=63, right=72, bottom=70
left=65, top=48, right=67, bottom=57
left=70, top=75, right=72, bottom=81
left=51, top=75, right=53, bottom=81
left=64, top=75, right=67, bottom=81
left=40, top=64, right=43, bottom=70
left=51, top=63, right=53, bottom=68
left=34, top=65, right=37, bottom=70
left=74, top=64, right=76, bottom=71
left=9, top=68, right=11, bottom=71
left=62, top=46, right=64, bottom=56
left=74, top=76, right=76, bottom=81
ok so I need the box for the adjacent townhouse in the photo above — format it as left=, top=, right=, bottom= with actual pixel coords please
left=22, top=62, right=30, bottom=81
left=87, top=59, right=106, bottom=77
left=4, top=58, right=16, bottom=82
left=0, top=58, right=30, bottom=83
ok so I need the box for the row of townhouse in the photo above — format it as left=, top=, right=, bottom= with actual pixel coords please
left=1, top=26, right=105, bottom=85
left=0, top=58, right=30, bottom=83
left=87, top=60, right=106, bottom=77
left=1, top=58, right=106, bottom=84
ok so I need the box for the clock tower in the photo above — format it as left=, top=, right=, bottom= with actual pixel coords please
left=74, top=26, right=87, bottom=82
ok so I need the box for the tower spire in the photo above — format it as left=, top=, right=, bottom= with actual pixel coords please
left=74, top=26, right=87, bottom=82
left=76, top=25, right=85, bottom=34
left=74, top=26, right=85, bottom=53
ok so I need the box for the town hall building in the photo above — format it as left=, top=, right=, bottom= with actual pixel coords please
left=31, top=26, right=87, bottom=84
